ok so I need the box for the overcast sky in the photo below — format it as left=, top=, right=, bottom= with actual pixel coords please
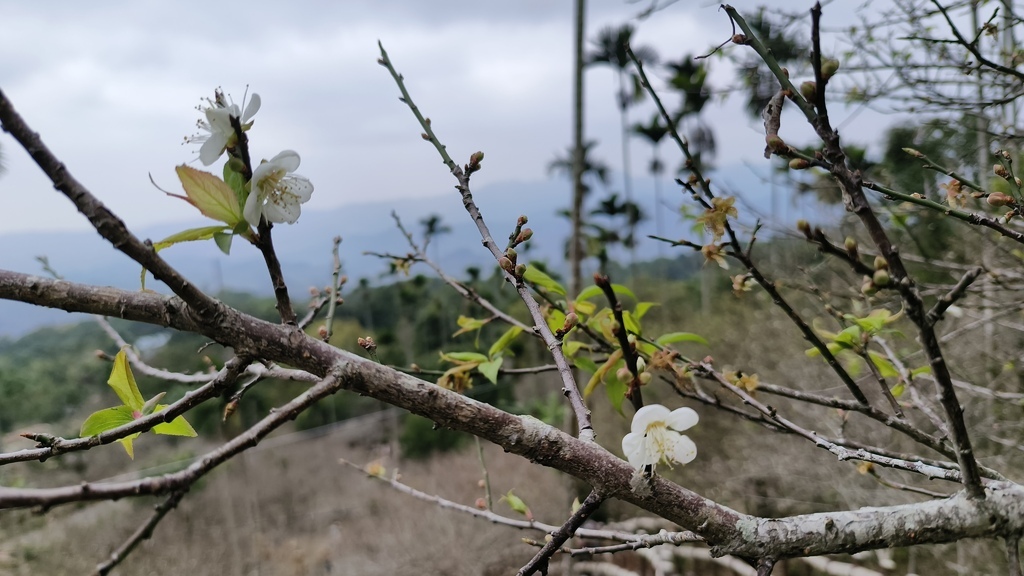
left=0, top=0, right=881, bottom=235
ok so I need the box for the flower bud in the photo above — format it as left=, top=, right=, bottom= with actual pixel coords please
left=505, top=247, right=518, bottom=265
left=800, top=81, right=817, bottom=102
left=988, top=192, right=1013, bottom=207
left=797, top=219, right=811, bottom=235
left=1001, top=149, right=1012, bottom=160
left=469, top=151, right=485, bottom=165
left=872, top=269, right=891, bottom=287
left=318, top=325, right=328, bottom=339
left=902, top=148, right=924, bottom=159
left=616, top=367, right=632, bottom=382
left=517, top=215, right=528, bottom=226
left=789, top=158, right=810, bottom=170
left=765, top=135, right=787, bottom=153
left=562, top=312, right=578, bottom=332
left=635, top=357, right=647, bottom=373
left=820, top=58, right=840, bottom=80
left=874, top=255, right=888, bottom=270
left=475, top=498, right=487, bottom=509
left=731, top=33, right=749, bottom=45
left=638, top=372, right=653, bottom=385
left=516, top=228, right=534, bottom=244
left=498, top=256, right=514, bottom=275
left=995, top=164, right=1010, bottom=178
left=844, top=237, right=857, bottom=252
left=514, top=263, right=527, bottom=281
left=861, top=277, right=877, bottom=296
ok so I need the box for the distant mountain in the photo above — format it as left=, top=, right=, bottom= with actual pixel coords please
left=0, top=167, right=839, bottom=337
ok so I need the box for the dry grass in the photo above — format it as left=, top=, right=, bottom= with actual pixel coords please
left=0, top=410, right=571, bottom=576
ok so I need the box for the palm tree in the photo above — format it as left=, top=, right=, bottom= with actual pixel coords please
left=419, top=213, right=451, bottom=266
left=588, top=24, right=658, bottom=277
left=631, top=114, right=669, bottom=257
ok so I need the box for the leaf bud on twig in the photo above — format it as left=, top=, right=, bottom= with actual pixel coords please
left=514, top=263, right=527, bottom=282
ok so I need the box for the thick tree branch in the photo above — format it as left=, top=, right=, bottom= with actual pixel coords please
left=0, top=89, right=225, bottom=322
left=2, top=271, right=1024, bottom=560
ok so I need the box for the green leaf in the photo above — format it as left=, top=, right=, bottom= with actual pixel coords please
left=610, top=284, right=636, bottom=302
left=636, top=341, right=658, bottom=357
left=563, top=340, right=585, bottom=358
left=573, top=299, right=597, bottom=317
left=223, top=160, right=248, bottom=204
left=832, top=325, right=862, bottom=350
left=655, top=332, right=709, bottom=346
left=546, top=308, right=567, bottom=334
left=584, top=349, right=623, bottom=398
left=151, top=406, right=198, bottom=437
left=118, top=434, right=141, bottom=459
left=441, top=351, right=490, bottom=364
left=453, top=315, right=489, bottom=337
left=634, top=302, right=658, bottom=320
left=890, top=383, right=905, bottom=398
left=477, top=357, right=503, bottom=385
left=622, top=310, right=642, bottom=335
left=910, top=365, right=933, bottom=378
left=867, top=351, right=899, bottom=379
left=488, top=326, right=523, bottom=359
left=523, top=266, right=566, bottom=297
left=108, top=349, right=145, bottom=410
left=153, top=225, right=231, bottom=252
left=175, top=165, right=244, bottom=225
left=80, top=405, right=135, bottom=437
left=575, top=285, right=603, bottom=302
left=500, top=490, right=532, bottom=518
left=213, top=231, right=233, bottom=255
left=573, top=356, right=598, bottom=375
left=605, top=370, right=627, bottom=415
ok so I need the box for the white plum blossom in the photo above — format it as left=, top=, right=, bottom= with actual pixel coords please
left=621, top=404, right=698, bottom=470
left=190, top=91, right=261, bottom=166
left=244, top=150, right=314, bottom=226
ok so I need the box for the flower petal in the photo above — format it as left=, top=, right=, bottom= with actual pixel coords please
left=269, top=150, right=301, bottom=172
left=198, top=133, right=228, bottom=166
left=630, top=404, right=670, bottom=433
left=242, top=93, right=261, bottom=123
left=243, top=190, right=263, bottom=227
left=665, top=407, right=699, bottom=432
left=622, top=432, right=655, bottom=468
left=263, top=193, right=303, bottom=224
left=281, top=176, right=313, bottom=202
left=666, top=434, right=698, bottom=465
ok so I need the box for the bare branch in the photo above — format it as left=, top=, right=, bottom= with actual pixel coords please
left=94, top=490, right=187, bottom=576
left=377, top=42, right=595, bottom=443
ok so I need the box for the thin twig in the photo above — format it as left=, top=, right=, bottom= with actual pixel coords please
left=627, top=43, right=871, bottom=407
left=0, top=357, right=251, bottom=466
left=322, top=236, right=345, bottom=342
left=517, top=490, right=605, bottom=576
left=595, top=274, right=643, bottom=411
left=927, top=266, right=984, bottom=326
left=94, top=489, right=188, bottom=575
left=390, top=211, right=534, bottom=334
left=378, top=42, right=595, bottom=443
left=724, top=3, right=986, bottom=500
